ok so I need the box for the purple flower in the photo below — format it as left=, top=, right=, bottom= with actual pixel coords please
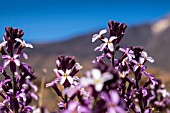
left=53, top=56, right=82, bottom=86
left=143, top=71, right=158, bottom=86
left=131, top=57, right=145, bottom=72
left=92, top=54, right=105, bottom=63
left=58, top=101, right=67, bottom=109
left=0, top=27, right=38, bottom=113
left=2, top=54, right=20, bottom=68
left=2, top=54, right=20, bottom=72
left=4, top=27, right=24, bottom=41
left=119, top=47, right=135, bottom=61
left=102, top=90, right=126, bottom=113
left=108, top=20, right=127, bottom=44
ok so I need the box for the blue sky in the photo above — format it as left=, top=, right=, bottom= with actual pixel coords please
left=0, top=0, right=170, bottom=43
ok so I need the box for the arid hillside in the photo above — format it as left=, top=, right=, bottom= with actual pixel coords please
left=23, top=15, right=170, bottom=82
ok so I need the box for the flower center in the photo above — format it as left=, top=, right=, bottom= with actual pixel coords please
left=125, top=51, right=128, bottom=54
left=119, top=72, right=125, bottom=78
left=109, top=103, right=115, bottom=108
left=138, top=63, right=141, bottom=67
left=10, top=57, right=14, bottom=61
left=64, top=73, right=67, bottom=77
left=64, top=103, right=67, bottom=108
left=95, top=79, right=101, bottom=84
left=107, top=41, right=111, bottom=45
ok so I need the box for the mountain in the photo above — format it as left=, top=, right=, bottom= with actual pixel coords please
left=25, top=15, right=170, bottom=82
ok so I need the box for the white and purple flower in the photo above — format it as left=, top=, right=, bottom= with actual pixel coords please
left=92, top=29, right=107, bottom=42
left=15, top=38, right=33, bottom=48
left=95, top=36, right=117, bottom=52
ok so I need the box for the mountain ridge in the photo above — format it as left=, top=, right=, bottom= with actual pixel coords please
left=24, top=15, right=170, bottom=81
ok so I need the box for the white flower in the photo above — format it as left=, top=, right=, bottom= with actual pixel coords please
left=132, top=57, right=146, bottom=72
left=0, top=40, right=7, bottom=51
left=15, top=38, right=33, bottom=48
left=80, top=69, right=113, bottom=92
left=141, top=51, right=154, bottom=63
left=92, top=29, right=107, bottom=42
left=55, top=69, right=73, bottom=85
left=74, top=63, right=83, bottom=70
left=97, top=36, right=117, bottom=52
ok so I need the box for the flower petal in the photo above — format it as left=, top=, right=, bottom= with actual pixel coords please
left=25, top=43, right=33, bottom=48
left=147, top=57, right=154, bottom=63
left=119, top=48, right=126, bottom=53
left=80, top=77, right=94, bottom=86
left=23, top=53, right=28, bottom=59
left=101, top=38, right=108, bottom=43
left=91, top=69, right=101, bottom=80
left=92, top=34, right=99, bottom=42
left=75, top=63, right=83, bottom=70
left=0, top=41, right=7, bottom=47
left=133, top=65, right=139, bottom=72
left=67, top=76, right=73, bottom=84
left=100, top=43, right=107, bottom=51
left=108, top=43, right=114, bottom=52
left=99, top=29, right=107, bottom=36
left=15, top=38, right=23, bottom=43
left=56, top=60, right=60, bottom=66
left=95, top=83, right=103, bottom=92
left=14, top=59, right=20, bottom=66
left=127, top=54, right=132, bottom=61
left=2, top=55, right=11, bottom=59
left=3, top=60, right=10, bottom=68
left=102, top=72, right=113, bottom=82
left=66, top=69, right=71, bottom=75
left=60, top=76, right=66, bottom=84
left=54, top=69, right=62, bottom=78
left=139, top=57, right=145, bottom=64
left=109, top=90, right=120, bottom=105
left=92, top=54, right=104, bottom=63
left=109, top=36, right=117, bottom=42
left=13, top=54, right=19, bottom=59
left=58, top=70, right=65, bottom=75
left=141, top=51, right=147, bottom=58
left=94, top=46, right=101, bottom=51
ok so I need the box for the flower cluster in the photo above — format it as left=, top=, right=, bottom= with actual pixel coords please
left=0, top=27, right=37, bottom=113
left=1, top=20, right=170, bottom=113
left=46, top=20, right=170, bottom=113
left=46, top=55, right=83, bottom=111
left=91, top=21, right=170, bottom=112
